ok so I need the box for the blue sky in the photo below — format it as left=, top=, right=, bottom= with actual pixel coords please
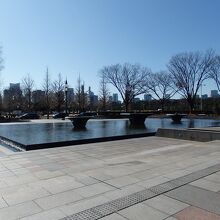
left=0, top=0, right=220, bottom=97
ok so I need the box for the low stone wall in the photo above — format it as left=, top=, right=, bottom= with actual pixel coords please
left=156, top=128, right=220, bottom=142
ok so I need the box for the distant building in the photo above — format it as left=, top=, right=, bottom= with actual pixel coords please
left=88, top=87, right=98, bottom=106
left=144, top=94, right=152, bottom=101
left=90, top=94, right=98, bottom=104
left=67, top=88, right=74, bottom=101
left=202, top=94, right=208, bottom=99
left=3, top=83, right=23, bottom=111
left=9, top=83, right=21, bottom=91
left=211, top=90, right=219, bottom=98
left=109, top=96, right=112, bottom=102
left=112, top=93, right=118, bottom=102
left=133, top=97, right=140, bottom=103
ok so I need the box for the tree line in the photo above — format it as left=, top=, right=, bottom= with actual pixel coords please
left=101, top=49, right=220, bottom=113
left=0, top=48, right=220, bottom=114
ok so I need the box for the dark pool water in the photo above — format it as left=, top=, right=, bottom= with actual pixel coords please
left=0, top=118, right=219, bottom=145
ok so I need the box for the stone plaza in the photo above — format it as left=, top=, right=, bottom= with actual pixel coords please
left=0, top=127, right=220, bottom=219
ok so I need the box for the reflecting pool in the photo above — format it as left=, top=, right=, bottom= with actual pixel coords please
left=0, top=118, right=219, bottom=146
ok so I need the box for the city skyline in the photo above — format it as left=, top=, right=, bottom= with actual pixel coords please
left=1, top=0, right=220, bottom=95
left=2, top=81, right=219, bottom=102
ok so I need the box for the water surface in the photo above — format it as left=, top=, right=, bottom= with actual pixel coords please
left=0, top=118, right=219, bottom=145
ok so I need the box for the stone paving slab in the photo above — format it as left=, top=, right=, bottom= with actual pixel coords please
left=166, top=184, right=220, bottom=215
left=175, top=206, right=220, bottom=220
left=190, top=178, right=220, bottom=192
left=0, top=201, right=42, bottom=220
left=100, top=213, right=127, bottom=220
left=137, top=176, right=170, bottom=188
left=35, top=189, right=83, bottom=210
left=29, top=175, right=85, bottom=194
left=104, top=175, right=140, bottom=188
left=2, top=184, right=50, bottom=205
left=205, top=172, right=220, bottom=183
left=118, top=203, right=168, bottom=220
left=2, top=174, right=39, bottom=187
left=20, top=209, right=66, bottom=220
left=143, top=195, right=189, bottom=215
left=71, top=174, right=100, bottom=185
left=74, top=182, right=116, bottom=198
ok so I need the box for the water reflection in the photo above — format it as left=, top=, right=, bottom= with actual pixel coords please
left=171, top=121, right=182, bottom=125
left=212, top=121, right=220, bottom=127
left=72, top=127, right=87, bottom=132
left=101, top=121, right=107, bottom=128
left=187, top=119, right=194, bottom=128
left=126, top=120, right=147, bottom=129
left=160, top=118, right=165, bottom=127
left=98, top=121, right=108, bottom=137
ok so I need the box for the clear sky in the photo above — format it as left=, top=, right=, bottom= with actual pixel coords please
left=0, top=0, right=220, bottom=97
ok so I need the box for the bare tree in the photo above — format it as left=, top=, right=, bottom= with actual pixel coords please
left=167, top=50, right=216, bottom=113
left=210, top=55, right=220, bottom=92
left=100, top=63, right=150, bottom=112
left=42, top=67, right=52, bottom=118
left=146, top=71, right=177, bottom=112
left=52, top=73, right=64, bottom=112
left=22, top=73, right=34, bottom=111
left=81, top=83, right=86, bottom=112
left=99, top=72, right=110, bottom=111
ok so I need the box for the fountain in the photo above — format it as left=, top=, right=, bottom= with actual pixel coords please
left=67, top=116, right=93, bottom=129
left=167, top=113, right=186, bottom=123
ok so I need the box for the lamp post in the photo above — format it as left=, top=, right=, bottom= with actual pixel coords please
left=64, top=79, right=68, bottom=114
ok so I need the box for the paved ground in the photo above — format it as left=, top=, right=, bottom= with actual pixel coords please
left=0, top=135, right=220, bottom=219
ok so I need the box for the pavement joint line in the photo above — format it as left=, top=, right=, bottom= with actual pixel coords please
left=92, top=177, right=121, bottom=190
left=59, top=163, right=220, bottom=220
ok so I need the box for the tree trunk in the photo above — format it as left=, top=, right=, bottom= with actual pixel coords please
left=160, top=99, right=165, bottom=113
left=125, top=101, right=131, bottom=112
left=188, top=100, right=195, bottom=114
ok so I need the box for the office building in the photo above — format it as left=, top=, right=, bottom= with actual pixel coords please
left=112, top=93, right=118, bottom=102
left=144, top=94, right=152, bottom=101
left=202, top=94, right=208, bottom=99
left=3, top=83, right=23, bottom=110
